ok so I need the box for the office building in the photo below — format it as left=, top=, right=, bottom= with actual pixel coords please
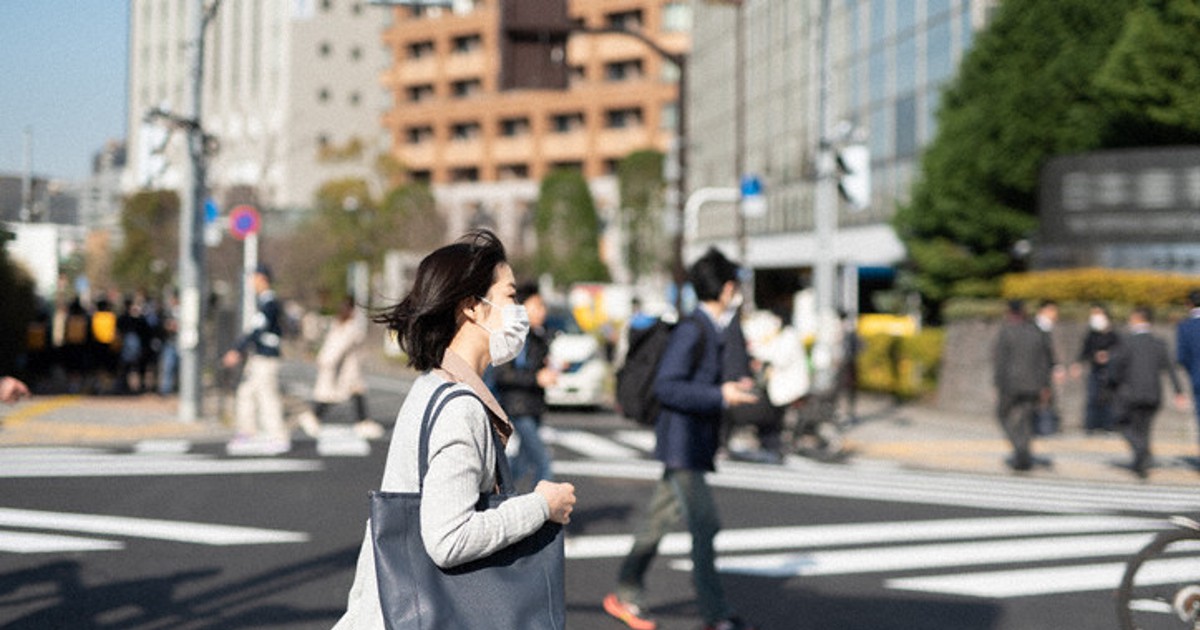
left=125, top=0, right=392, bottom=213
left=687, top=0, right=998, bottom=314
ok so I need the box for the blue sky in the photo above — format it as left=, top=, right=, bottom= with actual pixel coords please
left=0, top=2, right=128, bottom=182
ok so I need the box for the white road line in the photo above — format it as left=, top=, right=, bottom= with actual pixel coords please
left=564, top=515, right=1164, bottom=559
left=888, top=556, right=1200, bottom=598
left=612, top=430, right=656, bottom=452
left=0, top=508, right=309, bottom=546
left=0, top=454, right=323, bottom=478
left=552, top=459, right=1200, bottom=514
left=671, top=532, right=1156, bottom=577
left=548, top=430, right=642, bottom=459
left=0, top=530, right=124, bottom=553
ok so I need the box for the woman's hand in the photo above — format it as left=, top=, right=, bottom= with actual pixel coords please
left=534, top=481, right=576, bottom=524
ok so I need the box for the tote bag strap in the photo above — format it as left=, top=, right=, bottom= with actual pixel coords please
left=417, top=382, right=514, bottom=495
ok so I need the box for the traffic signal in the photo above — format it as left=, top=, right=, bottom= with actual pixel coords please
left=498, top=0, right=571, bottom=91
left=836, top=144, right=871, bottom=210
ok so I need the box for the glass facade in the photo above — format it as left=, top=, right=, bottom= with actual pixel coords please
left=688, top=0, right=996, bottom=253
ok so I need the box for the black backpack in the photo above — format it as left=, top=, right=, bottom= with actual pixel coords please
left=615, top=316, right=706, bottom=425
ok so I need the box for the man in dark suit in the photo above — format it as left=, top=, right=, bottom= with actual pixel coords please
left=993, top=300, right=1056, bottom=471
left=605, top=247, right=759, bottom=630
left=1176, top=289, right=1200, bottom=460
left=1108, top=306, right=1187, bottom=479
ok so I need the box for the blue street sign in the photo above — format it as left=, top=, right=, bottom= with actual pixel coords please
left=204, top=198, right=219, bottom=224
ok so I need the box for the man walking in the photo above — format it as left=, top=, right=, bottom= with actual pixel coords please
left=604, top=248, right=759, bottom=630
left=1108, top=306, right=1187, bottom=479
left=223, top=265, right=289, bottom=455
left=993, top=300, right=1056, bottom=471
left=1176, top=289, right=1200, bottom=462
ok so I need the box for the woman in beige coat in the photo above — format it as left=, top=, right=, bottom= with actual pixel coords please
left=297, top=296, right=384, bottom=439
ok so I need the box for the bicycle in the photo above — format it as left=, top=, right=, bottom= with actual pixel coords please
left=1116, top=515, right=1200, bottom=630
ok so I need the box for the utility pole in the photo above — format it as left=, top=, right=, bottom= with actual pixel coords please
left=176, top=0, right=222, bottom=423
left=812, top=0, right=838, bottom=390
left=20, top=127, right=33, bottom=222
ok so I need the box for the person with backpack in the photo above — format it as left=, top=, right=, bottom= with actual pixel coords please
left=604, top=247, right=760, bottom=630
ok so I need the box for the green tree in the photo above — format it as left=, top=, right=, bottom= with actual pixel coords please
left=269, top=178, right=445, bottom=303
left=534, top=168, right=610, bottom=285
left=112, top=190, right=179, bottom=293
left=893, top=0, right=1138, bottom=318
left=1093, top=0, right=1200, bottom=146
left=617, top=149, right=666, bottom=280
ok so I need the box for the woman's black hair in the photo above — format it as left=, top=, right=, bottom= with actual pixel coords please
left=373, top=229, right=508, bottom=371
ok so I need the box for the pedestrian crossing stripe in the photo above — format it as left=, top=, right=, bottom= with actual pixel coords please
left=552, top=458, right=1200, bottom=515
left=887, top=556, right=1200, bottom=598
left=0, top=507, right=309, bottom=554
left=564, top=515, right=1198, bottom=599
left=0, top=447, right=323, bottom=478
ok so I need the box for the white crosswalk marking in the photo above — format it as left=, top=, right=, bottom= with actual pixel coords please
left=549, top=428, right=1200, bottom=515
left=546, top=428, right=642, bottom=459
left=887, top=557, right=1200, bottom=598
left=0, top=531, right=124, bottom=554
left=0, top=447, right=323, bottom=478
left=0, top=508, right=310, bottom=546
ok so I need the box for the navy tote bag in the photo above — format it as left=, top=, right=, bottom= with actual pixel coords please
left=369, top=384, right=565, bottom=630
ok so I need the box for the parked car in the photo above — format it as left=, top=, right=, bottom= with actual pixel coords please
left=543, top=307, right=608, bottom=409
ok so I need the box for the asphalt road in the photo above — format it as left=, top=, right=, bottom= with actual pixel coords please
left=0, top=371, right=1196, bottom=629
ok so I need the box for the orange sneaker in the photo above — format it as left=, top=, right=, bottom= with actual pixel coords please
left=603, top=593, right=657, bottom=630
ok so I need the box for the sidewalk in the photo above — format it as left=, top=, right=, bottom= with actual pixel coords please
left=2, top=375, right=1196, bottom=487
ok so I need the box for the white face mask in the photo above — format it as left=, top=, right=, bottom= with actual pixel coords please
left=1089, top=313, right=1109, bottom=332
left=476, top=297, right=530, bottom=366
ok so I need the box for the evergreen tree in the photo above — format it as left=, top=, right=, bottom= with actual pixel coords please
left=893, top=0, right=1139, bottom=318
left=534, top=168, right=610, bottom=285
left=617, top=149, right=666, bottom=281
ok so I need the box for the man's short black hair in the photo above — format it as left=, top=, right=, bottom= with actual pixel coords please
left=515, top=280, right=539, bottom=304
left=688, top=247, right=740, bottom=302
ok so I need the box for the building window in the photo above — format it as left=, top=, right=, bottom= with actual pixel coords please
left=319, top=41, right=332, bottom=57
left=605, top=107, right=643, bottom=129
left=318, top=87, right=331, bottom=103
left=606, top=9, right=643, bottom=31
left=407, top=83, right=435, bottom=102
left=662, top=1, right=691, bottom=32
left=605, top=59, right=644, bottom=82
left=451, top=121, right=481, bottom=141
left=451, top=78, right=482, bottom=99
left=407, top=40, right=435, bottom=59
left=350, top=45, right=362, bottom=61
left=321, top=0, right=333, bottom=12
left=603, top=159, right=620, bottom=175
left=498, top=163, right=529, bottom=180
left=551, top=112, right=585, bottom=133
left=500, top=117, right=530, bottom=137
left=410, top=170, right=431, bottom=184
left=406, top=126, right=434, bottom=144
left=660, top=102, right=678, bottom=130
left=452, top=33, right=482, bottom=54
left=569, top=65, right=587, bottom=86
left=551, top=161, right=583, bottom=172
left=349, top=91, right=361, bottom=106
left=451, top=167, right=480, bottom=182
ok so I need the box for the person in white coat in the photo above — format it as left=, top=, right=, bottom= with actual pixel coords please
left=296, top=296, right=384, bottom=439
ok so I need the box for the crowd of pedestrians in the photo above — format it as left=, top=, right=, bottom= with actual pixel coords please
left=20, top=287, right=178, bottom=397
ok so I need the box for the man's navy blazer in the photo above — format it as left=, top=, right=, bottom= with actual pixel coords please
left=653, top=309, right=726, bottom=472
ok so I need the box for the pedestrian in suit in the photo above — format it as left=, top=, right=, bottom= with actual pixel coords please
left=1070, top=303, right=1120, bottom=433
left=1107, top=306, right=1187, bottom=479
left=604, top=247, right=760, bottom=630
left=1176, top=289, right=1200, bottom=460
left=993, top=300, right=1055, bottom=471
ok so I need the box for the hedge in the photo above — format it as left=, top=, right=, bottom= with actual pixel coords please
left=856, top=328, right=945, bottom=400
left=1001, top=268, right=1200, bottom=308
